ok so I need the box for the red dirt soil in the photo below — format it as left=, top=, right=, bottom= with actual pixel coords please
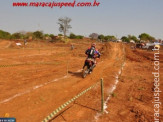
left=0, top=40, right=162, bottom=122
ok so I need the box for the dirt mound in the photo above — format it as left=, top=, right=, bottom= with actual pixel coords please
left=0, top=40, right=11, bottom=48
left=133, top=49, right=163, bottom=62
left=125, top=45, right=150, bottom=62
left=99, top=42, right=112, bottom=59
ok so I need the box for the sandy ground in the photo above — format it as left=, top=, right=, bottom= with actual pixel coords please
left=0, top=40, right=162, bottom=122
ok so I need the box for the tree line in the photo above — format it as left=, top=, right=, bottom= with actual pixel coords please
left=0, top=29, right=85, bottom=40
left=57, top=17, right=157, bottom=43
left=0, top=29, right=157, bottom=43
left=0, top=30, right=56, bottom=40
left=89, top=33, right=156, bottom=43
left=57, top=17, right=157, bottom=42
left=0, top=16, right=157, bottom=43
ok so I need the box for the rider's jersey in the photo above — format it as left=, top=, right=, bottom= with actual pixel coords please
left=85, top=47, right=101, bottom=59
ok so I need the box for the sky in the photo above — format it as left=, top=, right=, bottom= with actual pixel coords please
left=0, top=0, right=163, bottom=39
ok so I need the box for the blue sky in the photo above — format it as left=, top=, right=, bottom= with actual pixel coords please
left=0, top=0, right=163, bottom=39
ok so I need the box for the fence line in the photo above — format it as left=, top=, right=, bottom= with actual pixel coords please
left=42, top=80, right=101, bottom=122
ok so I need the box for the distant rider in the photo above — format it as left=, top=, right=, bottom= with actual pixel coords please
left=83, top=43, right=101, bottom=73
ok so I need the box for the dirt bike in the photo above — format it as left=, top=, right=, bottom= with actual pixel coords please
left=82, top=58, right=97, bottom=78
left=82, top=59, right=94, bottom=78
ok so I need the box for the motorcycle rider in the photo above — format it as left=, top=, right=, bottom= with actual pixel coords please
left=83, top=43, right=101, bottom=73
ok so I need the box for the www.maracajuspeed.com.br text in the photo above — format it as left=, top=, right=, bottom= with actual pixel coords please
left=13, top=0, right=100, bottom=8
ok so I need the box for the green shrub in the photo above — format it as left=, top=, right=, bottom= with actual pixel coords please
left=33, top=31, right=43, bottom=39
left=69, top=33, right=83, bottom=39
left=69, top=33, right=76, bottom=39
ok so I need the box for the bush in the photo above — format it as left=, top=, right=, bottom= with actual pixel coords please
left=69, top=33, right=76, bottom=39
left=33, top=31, right=43, bottom=39
left=58, top=34, right=63, bottom=36
left=98, top=34, right=105, bottom=40
left=69, top=33, right=83, bottom=39
left=121, top=36, right=130, bottom=43
left=76, top=35, right=84, bottom=39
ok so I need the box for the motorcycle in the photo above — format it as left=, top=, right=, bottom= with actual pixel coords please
left=82, top=57, right=99, bottom=78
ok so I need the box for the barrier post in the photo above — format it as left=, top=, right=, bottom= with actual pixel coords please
left=101, top=78, right=104, bottom=113
left=67, top=60, right=69, bottom=76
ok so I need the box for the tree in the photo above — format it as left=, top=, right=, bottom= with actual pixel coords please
left=33, top=31, right=43, bottom=39
left=139, top=33, right=155, bottom=42
left=24, top=32, right=34, bottom=39
left=104, top=35, right=117, bottom=41
left=0, top=30, right=11, bottom=39
left=98, top=34, right=105, bottom=41
left=58, top=17, right=72, bottom=38
left=121, top=36, right=130, bottom=43
left=128, top=35, right=138, bottom=43
left=11, top=33, right=24, bottom=39
left=89, top=33, right=98, bottom=40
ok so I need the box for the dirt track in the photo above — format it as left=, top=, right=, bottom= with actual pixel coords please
left=0, top=40, right=162, bottom=122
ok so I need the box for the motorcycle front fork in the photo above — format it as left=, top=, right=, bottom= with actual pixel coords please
left=90, top=64, right=96, bottom=71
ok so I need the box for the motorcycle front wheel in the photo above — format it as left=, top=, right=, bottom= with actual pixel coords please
left=82, top=66, right=89, bottom=78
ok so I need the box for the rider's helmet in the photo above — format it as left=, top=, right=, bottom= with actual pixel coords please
left=91, top=43, right=96, bottom=48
